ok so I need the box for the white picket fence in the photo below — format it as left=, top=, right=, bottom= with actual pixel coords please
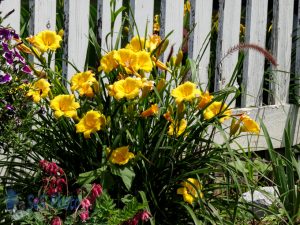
left=1, top=0, right=300, bottom=150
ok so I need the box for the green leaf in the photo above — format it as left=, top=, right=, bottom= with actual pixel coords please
left=111, top=166, right=135, bottom=190
left=77, top=166, right=107, bottom=186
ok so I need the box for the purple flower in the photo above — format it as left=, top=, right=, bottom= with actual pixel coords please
left=21, top=65, right=32, bottom=74
left=0, top=27, right=19, bottom=40
left=5, top=104, right=14, bottom=111
left=0, top=73, right=12, bottom=84
left=3, top=51, right=14, bottom=65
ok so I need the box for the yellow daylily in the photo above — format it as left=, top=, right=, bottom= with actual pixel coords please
left=108, top=146, right=135, bottom=165
left=136, top=51, right=153, bottom=72
left=177, top=178, right=203, bottom=205
left=75, top=110, right=106, bottom=138
left=26, top=79, right=50, bottom=103
left=108, top=77, right=143, bottom=100
left=171, top=82, right=201, bottom=104
left=203, top=101, right=231, bottom=123
left=114, top=48, right=138, bottom=74
left=168, top=119, right=187, bottom=137
left=198, top=91, right=214, bottom=109
left=99, top=50, right=118, bottom=73
left=50, top=94, right=80, bottom=119
left=70, top=71, right=99, bottom=97
left=240, top=114, right=260, bottom=134
left=29, top=30, right=62, bottom=53
left=126, top=36, right=147, bottom=52
left=141, top=104, right=159, bottom=117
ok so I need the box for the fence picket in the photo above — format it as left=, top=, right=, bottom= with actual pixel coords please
left=189, top=0, right=213, bottom=90
left=0, top=0, right=21, bottom=33
left=242, top=0, right=268, bottom=107
left=63, top=0, right=90, bottom=81
left=215, top=0, right=241, bottom=106
left=130, top=0, right=154, bottom=37
left=29, top=0, right=56, bottom=34
left=97, top=0, right=122, bottom=53
left=160, top=0, right=184, bottom=61
left=270, top=0, right=294, bottom=105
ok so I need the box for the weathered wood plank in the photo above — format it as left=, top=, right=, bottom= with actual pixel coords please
left=160, top=0, right=184, bottom=61
left=130, top=0, right=154, bottom=37
left=97, top=0, right=122, bottom=53
left=0, top=0, right=21, bottom=33
left=242, top=0, right=268, bottom=107
left=29, top=0, right=57, bottom=68
left=189, top=0, right=213, bottom=90
left=270, top=0, right=294, bottom=104
left=215, top=0, right=241, bottom=106
left=63, top=0, right=90, bottom=81
left=215, top=104, right=300, bottom=150
left=29, top=0, right=56, bottom=34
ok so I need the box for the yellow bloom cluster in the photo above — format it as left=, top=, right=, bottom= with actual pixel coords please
left=99, top=35, right=163, bottom=75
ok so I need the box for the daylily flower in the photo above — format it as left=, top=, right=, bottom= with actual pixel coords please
left=148, top=34, right=161, bottom=52
left=230, top=114, right=260, bottom=135
left=70, top=71, right=99, bottom=97
left=177, top=178, right=203, bottom=205
left=238, top=114, right=260, bottom=134
left=26, top=79, right=50, bottom=103
left=108, top=146, right=135, bottom=165
left=126, top=36, right=147, bottom=52
left=114, top=48, right=138, bottom=74
left=99, top=50, right=118, bottom=73
left=203, top=101, right=231, bottom=123
left=141, top=104, right=159, bottom=117
left=198, top=91, right=214, bottom=109
left=168, top=119, right=187, bottom=137
left=50, top=94, right=80, bottom=119
left=108, top=77, right=143, bottom=100
left=136, top=51, right=152, bottom=72
left=29, top=30, right=62, bottom=53
left=171, top=82, right=201, bottom=104
left=75, top=110, right=106, bottom=138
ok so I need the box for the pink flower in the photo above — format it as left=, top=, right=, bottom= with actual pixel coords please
left=51, top=217, right=63, bottom=225
left=81, top=198, right=91, bottom=210
left=80, top=210, right=89, bottom=222
left=91, top=183, right=102, bottom=199
left=139, top=210, right=151, bottom=221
